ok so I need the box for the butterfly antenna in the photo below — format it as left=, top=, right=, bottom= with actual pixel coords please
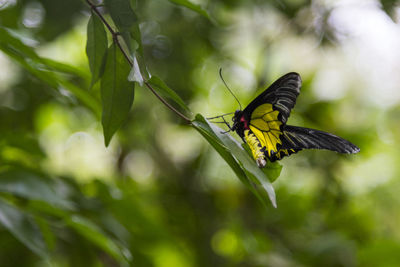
left=219, top=68, right=242, bottom=111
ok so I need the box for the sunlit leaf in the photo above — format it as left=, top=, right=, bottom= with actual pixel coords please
left=0, top=198, right=48, bottom=258
left=192, top=114, right=277, bottom=208
left=147, top=75, right=190, bottom=113
left=86, top=12, right=108, bottom=88
left=101, top=43, right=135, bottom=146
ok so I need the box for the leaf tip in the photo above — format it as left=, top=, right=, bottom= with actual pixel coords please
left=103, top=129, right=113, bottom=147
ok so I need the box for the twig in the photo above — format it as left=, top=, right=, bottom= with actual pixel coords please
left=86, top=0, right=191, bottom=123
left=143, top=82, right=191, bottom=122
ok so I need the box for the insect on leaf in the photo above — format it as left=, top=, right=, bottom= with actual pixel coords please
left=192, top=114, right=277, bottom=208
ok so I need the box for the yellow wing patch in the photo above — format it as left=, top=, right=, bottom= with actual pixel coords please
left=249, top=103, right=283, bottom=157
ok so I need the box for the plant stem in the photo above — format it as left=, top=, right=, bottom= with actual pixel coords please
left=86, top=0, right=191, bottom=123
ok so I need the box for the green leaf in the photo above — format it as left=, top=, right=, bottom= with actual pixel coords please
left=35, top=215, right=56, bottom=252
left=0, top=198, right=48, bottom=258
left=263, top=161, right=283, bottom=183
left=129, top=24, right=143, bottom=55
left=0, top=27, right=101, bottom=116
left=41, top=57, right=90, bottom=81
left=104, top=0, right=138, bottom=32
left=104, top=0, right=149, bottom=81
left=65, top=215, right=128, bottom=263
left=147, top=76, right=191, bottom=113
left=0, top=170, right=74, bottom=210
left=101, top=43, right=135, bottom=146
left=192, top=116, right=250, bottom=188
left=168, top=0, right=211, bottom=20
left=192, top=114, right=277, bottom=208
left=0, top=27, right=39, bottom=60
left=86, top=13, right=108, bottom=88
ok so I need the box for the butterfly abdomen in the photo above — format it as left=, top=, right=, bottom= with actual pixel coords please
left=244, top=130, right=267, bottom=168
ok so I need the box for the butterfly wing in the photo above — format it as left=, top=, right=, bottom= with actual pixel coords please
left=268, top=125, right=360, bottom=161
left=281, top=125, right=360, bottom=153
left=243, top=72, right=302, bottom=124
left=243, top=73, right=302, bottom=159
left=243, top=72, right=359, bottom=162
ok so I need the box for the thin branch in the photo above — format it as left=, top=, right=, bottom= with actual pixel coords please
left=86, top=0, right=191, bottom=123
left=86, top=0, right=115, bottom=35
left=143, top=81, right=191, bottom=122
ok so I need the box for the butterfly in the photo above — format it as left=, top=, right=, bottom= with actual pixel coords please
left=211, top=72, right=360, bottom=168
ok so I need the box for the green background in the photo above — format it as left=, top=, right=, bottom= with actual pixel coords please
left=0, top=0, right=399, bottom=266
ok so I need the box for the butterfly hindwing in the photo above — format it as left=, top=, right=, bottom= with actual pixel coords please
left=280, top=125, right=360, bottom=154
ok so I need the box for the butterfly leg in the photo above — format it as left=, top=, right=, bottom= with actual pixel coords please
left=219, top=116, right=233, bottom=134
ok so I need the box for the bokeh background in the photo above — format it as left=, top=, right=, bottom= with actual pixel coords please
left=1, top=0, right=400, bottom=266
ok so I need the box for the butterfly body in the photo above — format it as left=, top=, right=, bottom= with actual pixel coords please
left=230, top=72, right=359, bottom=167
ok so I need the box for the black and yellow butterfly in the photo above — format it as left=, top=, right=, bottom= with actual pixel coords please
left=213, top=72, right=360, bottom=168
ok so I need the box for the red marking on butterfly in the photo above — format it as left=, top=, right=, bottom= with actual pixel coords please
left=240, top=116, right=249, bottom=129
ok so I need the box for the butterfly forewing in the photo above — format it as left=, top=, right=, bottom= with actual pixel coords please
left=248, top=103, right=283, bottom=158
left=243, top=72, right=301, bottom=124
left=244, top=73, right=301, bottom=160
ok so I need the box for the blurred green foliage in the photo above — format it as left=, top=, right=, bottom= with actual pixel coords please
left=0, top=0, right=399, bottom=266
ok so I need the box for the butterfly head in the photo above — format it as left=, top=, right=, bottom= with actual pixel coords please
left=232, top=110, right=248, bottom=137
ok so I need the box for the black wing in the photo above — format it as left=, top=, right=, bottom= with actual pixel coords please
left=268, top=125, right=360, bottom=162
left=243, top=72, right=302, bottom=124
left=280, top=125, right=360, bottom=153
